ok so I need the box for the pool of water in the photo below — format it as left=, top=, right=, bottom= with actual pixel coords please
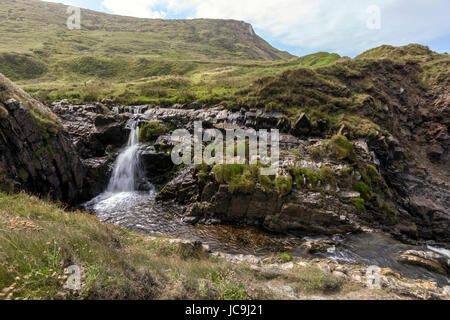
left=84, top=190, right=450, bottom=285
left=84, top=190, right=303, bottom=254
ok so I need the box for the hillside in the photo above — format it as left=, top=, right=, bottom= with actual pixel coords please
left=0, top=0, right=292, bottom=82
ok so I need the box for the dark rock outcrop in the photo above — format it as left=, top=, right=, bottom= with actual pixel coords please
left=139, top=145, right=175, bottom=185
left=0, top=75, right=85, bottom=203
left=50, top=102, right=129, bottom=158
left=291, top=113, right=312, bottom=137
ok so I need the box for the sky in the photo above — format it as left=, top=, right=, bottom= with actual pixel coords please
left=43, top=0, right=450, bottom=57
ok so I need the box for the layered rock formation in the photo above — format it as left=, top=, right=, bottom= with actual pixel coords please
left=0, top=74, right=84, bottom=203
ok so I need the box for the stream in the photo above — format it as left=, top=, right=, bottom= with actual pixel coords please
left=84, top=118, right=450, bottom=286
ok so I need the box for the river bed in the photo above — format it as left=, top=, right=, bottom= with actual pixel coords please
left=84, top=189, right=450, bottom=286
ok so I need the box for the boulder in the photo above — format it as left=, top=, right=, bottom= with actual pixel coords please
left=397, top=250, right=449, bottom=276
left=302, top=239, right=338, bottom=254
left=51, top=103, right=128, bottom=158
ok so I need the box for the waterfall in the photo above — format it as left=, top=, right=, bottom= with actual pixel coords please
left=107, top=120, right=142, bottom=192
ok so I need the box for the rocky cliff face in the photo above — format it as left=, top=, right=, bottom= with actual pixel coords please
left=0, top=74, right=85, bottom=203
left=44, top=99, right=448, bottom=245
left=28, top=91, right=448, bottom=246
left=142, top=105, right=449, bottom=246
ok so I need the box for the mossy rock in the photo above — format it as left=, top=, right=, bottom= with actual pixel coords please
left=139, top=121, right=167, bottom=143
left=328, top=135, right=357, bottom=162
left=353, top=182, right=371, bottom=200
left=212, top=164, right=246, bottom=184
left=352, top=198, right=365, bottom=212
left=274, top=176, right=293, bottom=196
left=228, top=174, right=255, bottom=194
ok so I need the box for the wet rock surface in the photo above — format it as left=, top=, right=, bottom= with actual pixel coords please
left=44, top=101, right=449, bottom=247
left=50, top=101, right=129, bottom=158
left=212, top=248, right=450, bottom=300
left=397, top=250, right=450, bottom=276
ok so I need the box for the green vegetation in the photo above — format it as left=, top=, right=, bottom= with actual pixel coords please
left=212, top=164, right=247, bottom=184
left=299, top=168, right=319, bottom=188
left=259, top=174, right=274, bottom=193
left=353, top=182, right=371, bottom=201
left=297, top=52, right=341, bottom=67
left=139, top=121, right=167, bottom=143
left=228, top=174, right=255, bottom=195
left=356, top=44, right=435, bottom=61
left=0, top=192, right=254, bottom=299
left=307, top=136, right=359, bottom=163
left=210, top=272, right=248, bottom=300
left=0, top=0, right=446, bottom=147
left=0, top=0, right=292, bottom=66
left=328, top=135, right=357, bottom=162
left=274, top=176, right=293, bottom=196
left=377, top=200, right=397, bottom=222
left=318, top=166, right=336, bottom=187
left=352, top=198, right=365, bottom=212
left=212, top=164, right=259, bottom=195
left=0, top=73, right=61, bottom=137
left=288, top=166, right=337, bottom=191
left=358, top=164, right=392, bottom=200
left=0, top=53, right=47, bottom=80
left=292, top=267, right=343, bottom=294
left=0, top=192, right=358, bottom=300
left=0, top=0, right=299, bottom=107
left=277, top=252, right=293, bottom=263
left=210, top=164, right=294, bottom=196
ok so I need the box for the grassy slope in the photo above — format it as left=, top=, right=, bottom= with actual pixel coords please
left=22, top=54, right=341, bottom=106
left=229, top=44, right=449, bottom=138
left=0, top=192, right=354, bottom=300
left=0, top=0, right=292, bottom=61
left=0, top=0, right=345, bottom=106
left=0, top=0, right=292, bottom=82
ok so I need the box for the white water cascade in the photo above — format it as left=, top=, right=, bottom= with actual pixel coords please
left=84, top=117, right=155, bottom=214
left=107, top=120, right=142, bottom=192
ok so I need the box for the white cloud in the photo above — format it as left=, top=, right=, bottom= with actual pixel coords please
left=44, top=0, right=450, bottom=56
left=102, top=0, right=166, bottom=18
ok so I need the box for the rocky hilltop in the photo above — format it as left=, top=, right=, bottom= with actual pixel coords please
left=0, top=0, right=292, bottom=83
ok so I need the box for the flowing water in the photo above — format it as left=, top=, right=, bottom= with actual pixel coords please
left=291, top=233, right=449, bottom=285
left=107, top=120, right=141, bottom=192
left=85, top=121, right=449, bottom=285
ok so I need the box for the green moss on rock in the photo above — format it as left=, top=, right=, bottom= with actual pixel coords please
left=353, top=182, right=371, bottom=200
left=228, top=174, right=255, bottom=194
left=328, top=135, right=357, bottom=162
left=139, top=121, right=167, bottom=143
left=212, top=164, right=246, bottom=184
left=274, top=176, right=293, bottom=196
left=352, top=198, right=365, bottom=212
